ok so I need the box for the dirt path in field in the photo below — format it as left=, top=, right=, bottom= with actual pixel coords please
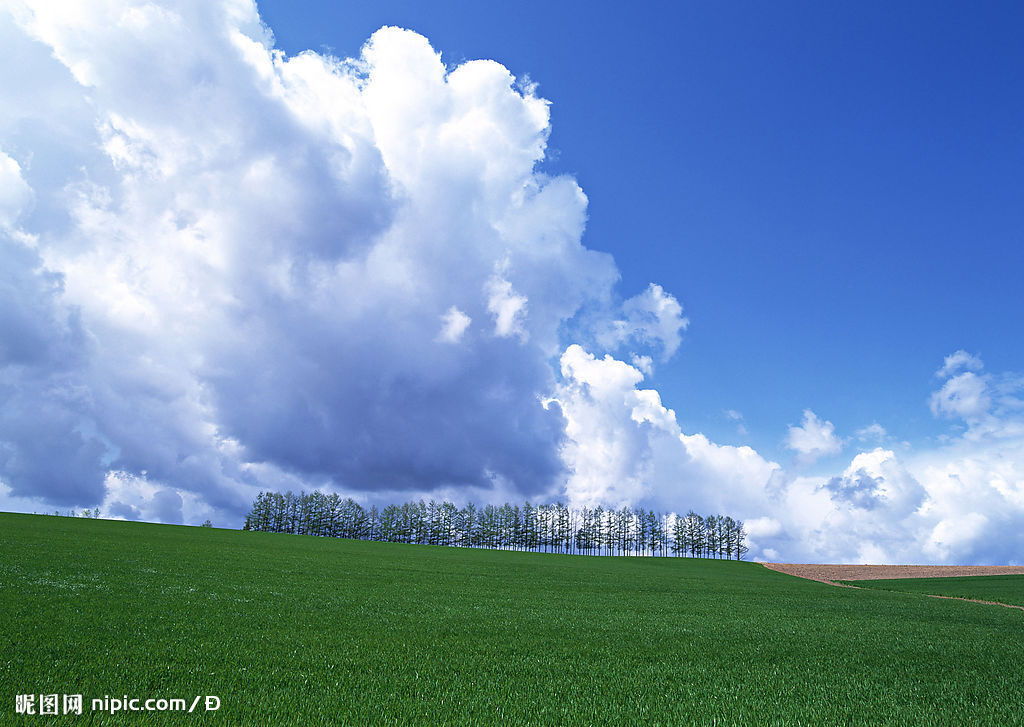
left=760, top=562, right=1024, bottom=611
left=922, top=594, right=1024, bottom=611
left=760, top=563, right=1024, bottom=582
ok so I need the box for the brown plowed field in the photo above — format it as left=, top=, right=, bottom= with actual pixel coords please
left=761, top=562, right=1024, bottom=584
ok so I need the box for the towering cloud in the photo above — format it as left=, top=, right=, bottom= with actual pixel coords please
left=0, top=1, right=629, bottom=521
left=1, top=1, right=1022, bottom=565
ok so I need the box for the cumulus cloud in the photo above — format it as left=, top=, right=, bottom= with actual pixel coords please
left=595, top=283, right=688, bottom=361
left=936, top=349, right=984, bottom=378
left=765, top=359, right=1024, bottom=565
left=0, top=1, right=658, bottom=524
left=786, top=409, right=842, bottom=463
left=855, top=422, right=887, bottom=442
left=554, top=344, right=781, bottom=518
left=928, top=352, right=1024, bottom=440
left=926, top=513, right=989, bottom=561
left=823, top=449, right=924, bottom=514
left=437, top=306, right=471, bottom=343
left=102, top=470, right=209, bottom=524
left=931, top=372, right=990, bottom=420
left=485, top=272, right=528, bottom=340
left=552, top=346, right=1023, bottom=565
left=560, top=347, right=1022, bottom=565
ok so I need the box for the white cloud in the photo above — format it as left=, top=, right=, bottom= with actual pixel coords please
left=856, top=422, right=887, bottom=442
left=485, top=272, right=528, bottom=340
left=553, top=344, right=781, bottom=518
left=930, top=372, right=990, bottom=420
left=824, top=448, right=924, bottom=515
left=553, top=355, right=1024, bottom=565
left=0, top=2, right=654, bottom=523
left=936, top=349, right=983, bottom=379
left=770, top=364, right=1024, bottom=564
left=553, top=346, right=656, bottom=508
left=437, top=306, right=471, bottom=343
left=925, top=512, right=989, bottom=562
left=630, top=354, right=653, bottom=376
left=597, top=283, right=688, bottom=361
left=786, top=409, right=842, bottom=463
left=745, top=517, right=782, bottom=538
left=927, top=354, right=1023, bottom=441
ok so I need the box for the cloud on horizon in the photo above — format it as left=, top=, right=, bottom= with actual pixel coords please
left=1, top=0, right=1023, bottom=565
left=786, top=409, right=843, bottom=464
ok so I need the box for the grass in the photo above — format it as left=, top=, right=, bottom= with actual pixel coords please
left=842, top=574, right=1024, bottom=608
left=1, top=512, right=1022, bottom=726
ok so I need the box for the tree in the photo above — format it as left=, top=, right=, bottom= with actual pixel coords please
left=649, top=510, right=666, bottom=556
left=594, top=506, right=607, bottom=555
left=684, top=512, right=705, bottom=558
left=731, top=519, right=749, bottom=561
left=456, top=503, right=478, bottom=548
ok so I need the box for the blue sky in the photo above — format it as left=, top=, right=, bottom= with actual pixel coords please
left=262, top=0, right=1024, bottom=458
left=1, top=0, right=1022, bottom=563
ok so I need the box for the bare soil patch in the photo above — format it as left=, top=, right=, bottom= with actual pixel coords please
left=760, top=562, right=1024, bottom=583
left=760, top=563, right=1024, bottom=610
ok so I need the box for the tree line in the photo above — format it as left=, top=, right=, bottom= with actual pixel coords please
left=244, top=491, right=749, bottom=559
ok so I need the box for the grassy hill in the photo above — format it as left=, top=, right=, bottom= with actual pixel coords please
left=1, top=512, right=1022, bottom=725
left=844, top=574, right=1024, bottom=608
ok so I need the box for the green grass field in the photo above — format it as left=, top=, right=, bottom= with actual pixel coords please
left=2, top=512, right=1023, bottom=726
left=843, top=574, right=1024, bottom=608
